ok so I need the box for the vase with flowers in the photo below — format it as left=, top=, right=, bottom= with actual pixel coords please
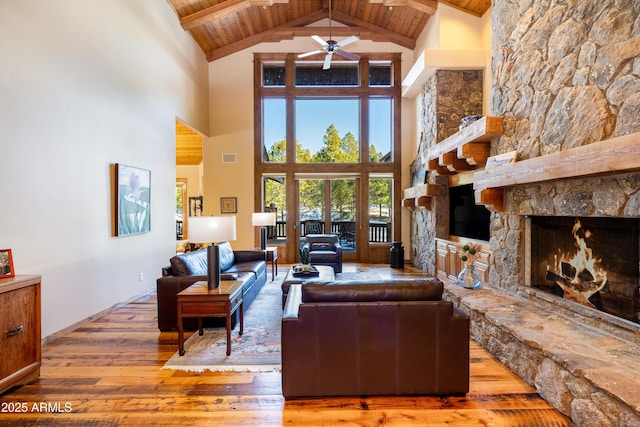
left=456, top=242, right=483, bottom=289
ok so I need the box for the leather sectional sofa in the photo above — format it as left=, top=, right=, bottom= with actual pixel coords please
left=281, top=279, right=469, bottom=399
left=156, top=243, right=267, bottom=331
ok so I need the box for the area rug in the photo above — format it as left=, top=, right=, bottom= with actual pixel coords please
left=161, top=268, right=384, bottom=373
left=162, top=275, right=283, bottom=373
left=336, top=271, right=382, bottom=281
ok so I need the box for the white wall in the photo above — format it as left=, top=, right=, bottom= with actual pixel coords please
left=177, top=165, right=203, bottom=200
left=206, top=38, right=414, bottom=249
left=402, top=4, right=491, bottom=250
left=0, top=1, right=209, bottom=338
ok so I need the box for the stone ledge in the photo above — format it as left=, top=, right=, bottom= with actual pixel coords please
left=443, top=282, right=640, bottom=426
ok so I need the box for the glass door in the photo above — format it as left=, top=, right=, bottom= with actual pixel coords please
left=297, top=177, right=358, bottom=256
left=298, top=179, right=325, bottom=236
left=330, top=179, right=356, bottom=253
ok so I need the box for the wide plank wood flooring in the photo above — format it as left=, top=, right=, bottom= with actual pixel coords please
left=0, top=264, right=573, bottom=426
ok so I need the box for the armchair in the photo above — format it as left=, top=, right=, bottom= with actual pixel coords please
left=301, top=234, right=342, bottom=273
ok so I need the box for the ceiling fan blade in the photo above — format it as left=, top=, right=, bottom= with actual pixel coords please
left=336, top=35, right=359, bottom=48
left=298, top=49, right=324, bottom=58
left=335, top=50, right=360, bottom=61
left=323, top=52, right=333, bottom=70
left=311, top=35, right=328, bottom=47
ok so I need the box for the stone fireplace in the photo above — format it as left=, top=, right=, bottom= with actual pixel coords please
left=528, top=215, right=640, bottom=325
left=407, top=1, right=640, bottom=423
left=475, top=150, right=640, bottom=343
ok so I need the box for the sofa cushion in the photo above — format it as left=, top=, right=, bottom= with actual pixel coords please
left=169, top=248, right=208, bottom=276
left=224, top=260, right=266, bottom=279
left=218, top=242, right=235, bottom=272
left=310, top=242, right=334, bottom=251
left=302, top=281, right=443, bottom=303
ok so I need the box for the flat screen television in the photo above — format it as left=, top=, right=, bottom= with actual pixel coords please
left=449, top=184, right=490, bottom=241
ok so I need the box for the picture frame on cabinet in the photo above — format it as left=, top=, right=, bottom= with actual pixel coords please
left=0, top=249, right=14, bottom=279
left=114, top=163, right=151, bottom=236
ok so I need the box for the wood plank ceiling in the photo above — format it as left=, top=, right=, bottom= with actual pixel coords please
left=176, top=121, right=203, bottom=165
left=171, top=0, right=490, bottom=163
left=167, top=0, right=491, bottom=62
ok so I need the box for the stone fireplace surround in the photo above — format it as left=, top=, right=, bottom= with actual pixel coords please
left=442, top=135, right=640, bottom=425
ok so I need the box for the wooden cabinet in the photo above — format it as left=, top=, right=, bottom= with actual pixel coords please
left=0, top=275, right=41, bottom=395
left=436, top=239, right=490, bottom=284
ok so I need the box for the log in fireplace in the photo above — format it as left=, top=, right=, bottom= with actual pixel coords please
left=530, top=216, right=640, bottom=324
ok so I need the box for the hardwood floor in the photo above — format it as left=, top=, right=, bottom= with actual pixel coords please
left=0, top=264, right=572, bottom=426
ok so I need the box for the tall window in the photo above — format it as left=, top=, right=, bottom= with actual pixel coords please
left=295, top=98, right=359, bottom=163
left=255, top=53, right=401, bottom=258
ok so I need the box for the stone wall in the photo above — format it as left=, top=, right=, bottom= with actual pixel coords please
left=490, top=1, right=640, bottom=290
left=482, top=1, right=640, bottom=425
left=410, top=70, right=482, bottom=273
left=409, top=2, right=640, bottom=425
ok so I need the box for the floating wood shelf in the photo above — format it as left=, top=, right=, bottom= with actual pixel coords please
left=473, top=131, right=640, bottom=212
left=426, top=116, right=503, bottom=175
left=402, top=183, right=441, bottom=210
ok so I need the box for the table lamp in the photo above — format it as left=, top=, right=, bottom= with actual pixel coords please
left=188, top=215, right=237, bottom=289
left=252, top=212, right=276, bottom=250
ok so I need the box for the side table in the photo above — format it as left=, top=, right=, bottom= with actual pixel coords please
left=255, top=246, right=278, bottom=281
left=177, top=278, right=245, bottom=356
left=265, top=246, right=278, bottom=280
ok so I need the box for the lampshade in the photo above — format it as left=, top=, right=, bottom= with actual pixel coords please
left=252, top=212, right=276, bottom=227
left=188, top=216, right=237, bottom=243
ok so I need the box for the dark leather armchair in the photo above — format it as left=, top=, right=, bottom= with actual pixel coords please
left=301, top=234, right=342, bottom=273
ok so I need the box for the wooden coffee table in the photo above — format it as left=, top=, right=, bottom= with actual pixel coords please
left=281, top=265, right=335, bottom=308
left=177, top=277, right=245, bottom=356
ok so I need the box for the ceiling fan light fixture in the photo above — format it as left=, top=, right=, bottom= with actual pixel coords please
left=298, top=0, right=359, bottom=70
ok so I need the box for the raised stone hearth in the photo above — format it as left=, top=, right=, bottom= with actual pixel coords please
left=443, top=282, right=640, bottom=426
left=464, top=130, right=640, bottom=425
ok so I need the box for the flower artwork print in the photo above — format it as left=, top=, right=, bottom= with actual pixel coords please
left=116, top=164, right=151, bottom=236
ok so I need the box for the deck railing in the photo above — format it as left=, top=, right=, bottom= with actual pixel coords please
left=267, top=220, right=390, bottom=243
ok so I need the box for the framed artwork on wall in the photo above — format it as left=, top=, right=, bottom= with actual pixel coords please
left=220, top=197, right=237, bottom=213
left=0, top=249, right=14, bottom=279
left=115, top=163, right=151, bottom=236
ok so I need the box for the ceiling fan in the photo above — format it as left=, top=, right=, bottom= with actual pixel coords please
left=298, top=0, right=360, bottom=70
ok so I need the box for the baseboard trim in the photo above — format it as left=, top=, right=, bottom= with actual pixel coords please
left=41, top=287, right=154, bottom=346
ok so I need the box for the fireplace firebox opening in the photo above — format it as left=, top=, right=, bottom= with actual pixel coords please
left=530, top=216, right=640, bottom=324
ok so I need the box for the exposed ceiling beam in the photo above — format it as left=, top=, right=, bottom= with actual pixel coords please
left=368, top=0, right=438, bottom=15
left=206, top=16, right=415, bottom=62
left=181, top=0, right=289, bottom=31
left=205, top=10, right=326, bottom=61
left=330, top=10, right=416, bottom=49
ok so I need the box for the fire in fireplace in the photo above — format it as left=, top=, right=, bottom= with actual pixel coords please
left=530, top=216, right=640, bottom=324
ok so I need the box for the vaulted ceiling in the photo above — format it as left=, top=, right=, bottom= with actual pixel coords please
left=171, top=0, right=491, bottom=164
left=167, top=0, right=491, bottom=62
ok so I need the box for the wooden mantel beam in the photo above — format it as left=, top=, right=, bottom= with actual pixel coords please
left=474, top=131, right=640, bottom=192
left=368, top=0, right=438, bottom=15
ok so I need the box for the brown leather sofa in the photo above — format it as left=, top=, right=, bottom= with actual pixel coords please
left=156, top=242, right=267, bottom=331
left=281, top=279, right=469, bottom=399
